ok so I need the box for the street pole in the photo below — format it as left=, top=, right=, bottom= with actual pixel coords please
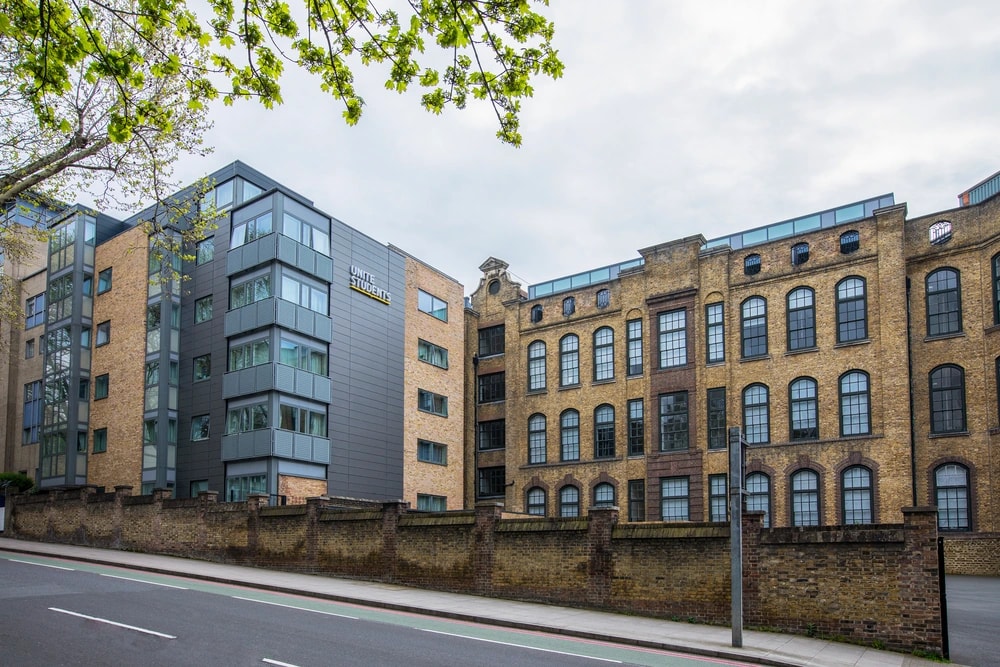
left=729, top=426, right=744, bottom=648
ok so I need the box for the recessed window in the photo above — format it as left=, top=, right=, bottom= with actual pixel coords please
left=658, top=309, right=687, bottom=368
left=230, top=274, right=272, bottom=309
left=840, top=230, right=860, bottom=254
left=417, top=494, right=447, bottom=511
left=96, top=321, right=111, bottom=346
left=477, top=372, right=505, bottom=403
left=526, top=487, right=546, bottom=515
left=417, top=389, right=448, bottom=417
left=191, top=415, right=210, bottom=441
left=627, top=399, right=644, bottom=456
left=193, top=354, right=211, bottom=382
left=594, top=482, right=615, bottom=507
left=196, top=238, right=214, bottom=265
left=594, top=327, right=614, bottom=380
left=231, top=211, right=273, bottom=248
left=231, top=338, right=272, bottom=371
left=94, top=374, right=109, bottom=400
left=417, top=339, right=448, bottom=369
left=929, top=220, right=952, bottom=245
left=478, top=325, right=504, bottom=357
left=560, top=409, right=580, bottom=461
left=744, top=254, right=761, bottom=276
left=842, top=466, right=873, bottom=525
left=24, top=339, right=34, bottom=359
left=417, top=439, right=447, bottom=465
left=594, top=404, right=615, bottom=458
left=791, top=242, right=809, bottom=266
left=627, top=319, right=643, bottom=375
left=559, top=485, right=580, bottom=517
left=787, top=288, right=815, bottom=350
left=488, top=279, right=501, bottom=295
left=559, top=334, right=579, bottom=386
left=530, top=304, right=543, bottom=323
left=705, top=302, right=724, bottom=363
left=195, top=295, right=213, bottom=324
left=562, top=297, right=575, bottom=316
left=746, top=473, right=770, bottom=527
left=839, top=370, right=870, bottom=436
left=659, top=391, right=689, bottom=451
left=477, top=419, right=505, bottom=450
left=418, top=289, right=448, bottom=321
left=836, top=277, right=867, bottom=343
left=596, top=289, right=610, bottom=309
left=709, top=474, right=727, bottom=522
left=97, top=268, right=113, bottom=294
left=661, top=477, right=689, bottom=521
left=478, top=467, right=505, bottom=498
left=528, top=414, right=546, bottom=464
left=628, top=480, right=645, bottom=522
left=926, top=268, right=962, bottom=336
left=791, top=469, right=820, bottom=526
left=935, top=463, right=970, bottom=531
left=93, top=428, right=107, bottom=453
left=527, top=341, right=546, bottom=391
left=930, top=364, right=966, bottom=433
left=22, top=381, right=42, bottom=444
left=742, top=384, right=770, bottom=444
left=741, top=297, right=767, bottom=357
left=707, top=387, right=726, bottom=450
left=25, top=293, right=45, bottom=329
left=789, top=377, right=818, bottom=440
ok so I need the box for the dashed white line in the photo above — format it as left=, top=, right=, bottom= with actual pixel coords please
left=262, top=659, right=301, bottom=667
left=48, top=607, right=176, bottom=639
left=99, top=573, right=188, bottom=589
left=7, top=558, right=75, bottom=571
left=232, top=596, right=358, bottom=619
left=418, top=628, right=623, bottom=663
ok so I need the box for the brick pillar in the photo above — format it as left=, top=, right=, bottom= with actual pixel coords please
left=77, top=486, right=98, bottom=544
left=2, top=486, right=15, bottom=535
left=587, top=506, right=618, bottom=606
left=197, top=490, right=218, bottom=554
left=246, top=493, right=268, bottom=562
left=150, top=488, right=172, bottom=552
left=113, top=486, right=132, bottom=548
left=381, top=501, right=407, bottom=582
left=741, top=511, right=764, bottom=626
left=305, top=496, right=325, bottom=569
left=901, top=507, right=944, bottom=656
left=473, top=502, right=503, bottom=595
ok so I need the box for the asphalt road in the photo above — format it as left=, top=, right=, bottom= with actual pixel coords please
left=945, top=575, right=1000, bottom=667
left=0, top=554, right=757, bottom=667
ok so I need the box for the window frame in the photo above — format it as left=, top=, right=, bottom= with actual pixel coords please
left=193, top=353, right=211, bottom=382
left=477, top=324, right=505, bottom=357
left=190, top=415, right=211, bottom=442
left=594, top=404, right=615, bottom=458
left=627, top=399, right=644, bottom=456
left=626, top=319, right=643, bottom=376
left=562, top=296, right=575, bottom=316
left=559, top=334, right=580, bottom=387
left=418, top=289, right=448, bottom=322
left=593, top=326, right=614, bottom=381
left=839, top=230, right=860, bottom=254
left=526, top=487, right=546, bottom=516
left=527, top=340, right=546, bottom=391
left=742, top=383, right=770, bottom=444
left=709, top=474, right=727, bottom=522
left=95, top=320, right=111, bottom=346
left=661, top=476, right=690, bottom=521
left=477, top=467, right=505, bottom=499
left=926, top=267, right=962, bottom=336
left=839, top=370, right=871, bottom=436
left=97, top=268, right=113, bottom=294
left=786, top=287, right=815, bottom=351
left=417, top=388, right=448, bottom=417
left=836, top=276, right=868, bottom=343
left=791, top=242, right=809, bottom=266
left=560, top=409, right=580, bottom=461
left=477, top=371, right=506, bottom=403
left=705, top=302, right=724, bottom=364
left=94, top=374, right=109, bottom=400
left=929, top=364, right=966, bottom=434
left=417, top=439, right=448, bottom=465
left=477, top=419, right=506, bottom=451
left=594, top=482, right=615, bottom=507
left=707, top=387, right=727, bottom=450
left=528, top=414, right=546, bottom=464
left=934, top=463, right=970, bottom=531
left=596, top=289, right=610, bottom=309
left=740, top=297, right=767, bottom=358
left=417, top=494, right=447, bottom=512
left=194, top=295, right=213, bottom=324
left=628, top=479, right=645, bottom=522
left=93, top=428, right=108, bottom=453
left=658, top=391, right=689, bottom=452
left=25, top=293, right=45, bottom=329
left=417, top=339, right=449, bottom=369
left=841, top=465, right=873, bottom=525
left=744, top=254, right=761, bottom=276
left=746, top=472, right=771, bottom=527
left=559, top=485, right=580, bottom=518
left=790, top=469, right=820, bottom=527
left=789, top=377, right=819, bottom=441
left=658, top=308, right=687, bottom=368
left=993, top=253, right=1000, bottom=326
left=195, top=237, right=214, bottom=265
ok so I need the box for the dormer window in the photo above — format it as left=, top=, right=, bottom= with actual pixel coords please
left=791, top=242, right=809, bottom=266
left=744, top=254, right=762, bottom=276
left=930, top=220, right=953, bottom=245
left=839, top=230, right=860, bottom=254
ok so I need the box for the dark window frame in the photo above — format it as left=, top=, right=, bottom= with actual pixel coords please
left=934, top=463, right=970, bottom=531
left=477, top=324, right=505, bottom=357
left=628, top=479, right=645, bottom=521
left=836, top=276, right=868, bottom=343
left=527, top=340, right=546, bottom=391
left=658, top=391, right=689, bottom=452
left=560, top=409, right=580, bottom=461
left=707, top=387, right=727, bottom=449
left=744, top=254, right=762, bottom=276
left=596, top=289, right=610, bottom=309
left=559, top=485, right=580, bottom=517
left=562, top=297, right=575, bottom=316
left=97, top=268, right=113, bottom=294
left=790, top=469, right=821, bottom=527
left=417, top=439, right=448, bottom=465
left=791, top=242, right=809, bottom=266
left=839, top=370, right=871, bottom=436
left=627, top=398, right=644, bottom=456
left=417, top=388, right=448, bottom=417
left=786, top=287, right=815, bottom=351
left=526, top=487, right=546, bottom=515
left=594, top=404, right=615, bottom=458
left=926, top=267, right=962, bottom=336
left=477, top=419, right=506, bottom=451
left=477, top=371, right=506, bottom=403
left=94, top=374, right=109, bottom=400
left=93, top=428, right=108, bottom=453
left=528, top=414, right=546, bottom=464
left=839, top=230, right=860, bottom=254
left=789, top=377, right=819, bottom=441
left=477, top=466, right=505, bottom=498
left=658, top=308, right=687, bottom=368
left=661, top=476, right=690, bottom=521
left=626, top=319, right=643, bottom=376
left=709, top=474, right=727, bottom=522
left=705, top=302, right=724, bottom=363
left=740, top=296, right=767, bottom=358
left=929, top=364, right=966, bottom=434
left=559, top=334, right=580, bottom=387
left=593, top=326, right=614, bottom=381
left=742, top=383, right=770, bottom=444
left=594, top=482, right=615, bottom=507
left=841, top=465, right=873, bottom=525
left=746, top=472, right=771, bottom=527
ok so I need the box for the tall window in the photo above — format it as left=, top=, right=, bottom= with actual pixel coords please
left=709, top=474, right=727, bottom=522
left=661, top=477, right=689, bottom=521
left=97, top=268, right=113, bottom=294
left=628, top=480, right=645, bottom=522
left=195, top=238, right=214, bottom=265
left=526, top=487, right=546, bottom=516
left=741, top=297, right=767, bottom=357
left=559, top=486, right=580, bottom=517
left=96, top=320, right=111, bottom=346
left=836, top=277, right=867, bottom=343
left=530, top=304, right=543, bottom=323
left=842, top=466, right=873, bottom=525
left=477, top=372, right=505, bottom=403
left=627, top=319, right=643, bottom=375
left=993, top=254, right=1000, bottom=325
left=417, top=389, right=448, bottom=416
left=93, top=428, right=108, bottom=453
left=627, top=399, right=644, bottom=456
left=477, top=420, right=505, bottom=450
left=707, top=387, right=726, bottom=450
left=594, top=405, right=615, bottom=458
left=839, top=371, right=870, bottom=436
left=658, top=309, right=687, bottom=368
left=786, top=287, right=815, bottom=350
left=705, top=302, right=724, bottom=363
left=194, top=295, right=213, bottom=324
left=789, top=377, right=818, bottom=440
left=746, top=473, right=770, bottom=527
left=478, top=325, right=504, bottom=357
left=527, top=341, right=546, bottom=391
left=528, top=414, right=547, bottom=464
left=25, top=293, right=45, bottom=328
left=926, top=268, right=962, bottom=336
left=418, top=289, right=448, bottom=321
left=742, top=384, right=770, bottom=444
left=930, top=364, right=966, bottom=433
left=22, top=381, right=42, bottom=444
left=560, top=334, right=579, bottom=386
left=594, top=483, right=615, bottom=507
left=593, top=327, right=615, bottom=380
left=193, top=354, right=211, bottom=382
left=94, top=374, right=109, bottom=400
left=791, top=469, right=820, bottom=527
left=560, top=410, right=580, bottom=461
left=935, top=464, right=970, bottom=531
left=658, top=391, right=688, bottom=451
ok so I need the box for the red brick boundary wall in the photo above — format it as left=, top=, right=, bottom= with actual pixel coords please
left=4, top=487, right=943, bottom=656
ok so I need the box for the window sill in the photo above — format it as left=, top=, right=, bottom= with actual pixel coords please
left=655, top=363, right=692, bottom=372
left=526, top=389, right=547, bottom=396
left=928, top=430, right=970, bottom=439
left=785, top=346, right=818, bottom=357
left=477, top=352, right=504, bottom=360
left=706, top=360, right=725, bottom=368
left=739, top=354, right=770, bottom=363
left=591, top=378, right=616, bottom=386
left=834, top=338, right=870, bottom=349
left=558, top=383, right=581, bottom=392
left=478, top=399, right=506, bottom=405
left=626, top=373, right=644, bottom=380
left=924, top=332, right=966, bottom=343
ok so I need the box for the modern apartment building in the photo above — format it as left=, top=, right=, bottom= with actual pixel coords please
left=0, top=162, right=464, bottom=508
left=465, top=170, right=1000, bottom=537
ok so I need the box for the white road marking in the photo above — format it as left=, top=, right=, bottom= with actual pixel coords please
left=7, top=558, right=74, bottom=571
left=419, top=628, right=623, bottom=663
left=262, top=659, right=302, bottom=667
left=232, top=596, right=358, bottom=619
left=100, top=573, right=188, bottom=589
left=48, top=607, right=176, bottom=639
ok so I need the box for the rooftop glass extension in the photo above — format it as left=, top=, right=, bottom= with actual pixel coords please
left=960, top=169, right=1000, bottom=206
left=526, top=193, right=894, bottom=300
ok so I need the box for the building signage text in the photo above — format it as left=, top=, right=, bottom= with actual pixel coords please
left=350, top=265, right=391, bottom=305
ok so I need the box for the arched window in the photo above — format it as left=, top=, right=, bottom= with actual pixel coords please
left=560, top=409, right=580, bottom=461
left=746, top=473, right=770, bottom=527
left=527, top=341, right=546, bottom=391
left=741, top=297, right=767, bottom=357
left=530, top=304, right=543, bottom=323
left=594, top=482, right=615, bottom=507
left=836, top=277, right=867, bottom=343
left=791, top=242, right=809, bottom=266
left=744, top=254, right=761, bottom=276
left=528, top=414, right=546, bottom=464
left=742, top=384, right=769, bottom=444
left=929, top=220, right=952, bottom=245
left=839, top=230, right=860, bottom=254
left=559, top=334, right=579, bottom=386
left=842, top=465, right=873, bottom=525
left=594, top=405, right=615, bottom=458
left=559, top=485, right=580, bottom=518
left=596, top=289, right=611, bottom=309
left=993, top=253, right=1000, bottom=325
left=593, top=327, right=614, bottom=380
left=935, top=464, right=970, bottom=531
left=790, top=469, right=820, bottom=526
left=562, top=296, right=575, bottom=316
left=930, top=365, right=966, bottom=433
left=789, top=377, right=818, bottom=440
left=786, top=287, right=815, bottom=350
left=926, top=268, right=962, bottom=336
left=526, top=487, right=546, bottom=516
left=839, top=371, right=871, bottom=436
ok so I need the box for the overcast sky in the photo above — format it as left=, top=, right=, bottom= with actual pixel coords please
left=167, top=0, right=1000, bottom=296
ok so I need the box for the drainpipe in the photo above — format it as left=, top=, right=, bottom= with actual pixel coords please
left=905, top=277, right=918, bottom=505
left=472, top=353, right=479, bottom=504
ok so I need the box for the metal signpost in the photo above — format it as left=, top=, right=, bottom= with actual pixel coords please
left=728, top=426, right=747, bottom=648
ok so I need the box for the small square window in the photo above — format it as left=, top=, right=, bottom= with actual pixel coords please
left=530, top=305, right=543, bottom=323
left=791, top=242, right=809, bottom=266
left=97, top=268, right=113, bottom=294
left=194, top=295, right=213, bottom=324
left=196, top=238, right=214, bottom=265
left=562, top=297, right=575, bottom=316
left=193, top=354, right=211, bottom=382
left=93, top=428, right=107, bottom=453
left=191, top=415, right=210, bottom=441
left=744, top=254, right=761, bottom=276
left=596, top=289, right=610, bottom=309
left=96, top=321, right=111, bottom=346
left=94, top=374, right=109, bottom=399
left=25, top=339, right=34, bottom=359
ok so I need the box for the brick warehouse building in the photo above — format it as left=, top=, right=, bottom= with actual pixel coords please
left=465, top=169, right=1000, bottom=539
left=1, top=162, right=465, bottom=510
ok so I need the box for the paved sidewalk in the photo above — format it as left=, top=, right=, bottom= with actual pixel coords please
left=0, top=537, right=957, bottom=667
